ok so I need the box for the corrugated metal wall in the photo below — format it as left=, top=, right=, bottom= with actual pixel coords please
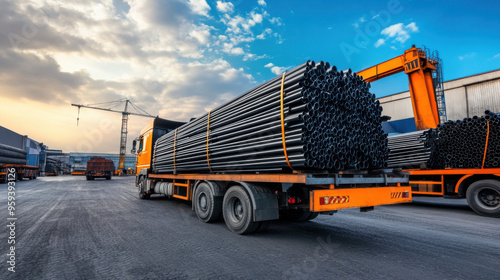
left=443, top=87, right=467, bottom=120
left=466, top=79, right=500, bottom=117
left=379, top=72, right=500, bottom=125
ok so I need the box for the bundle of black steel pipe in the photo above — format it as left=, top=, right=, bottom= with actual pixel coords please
left=0, top=143, right=27, bottom=165
left=422, top=110, right=500, bottom=169
left=386, top=131, right=430, bottom=168
left=153, top=61, right=388, bottom=173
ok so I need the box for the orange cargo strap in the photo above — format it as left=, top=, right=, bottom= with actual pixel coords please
left=280, top=72, right=294, bottom=170
left=482, top=120, right=490, bottom=169
left=206, top=111, right=213, bottom=172
left=173, top=128, right=178, bottom=174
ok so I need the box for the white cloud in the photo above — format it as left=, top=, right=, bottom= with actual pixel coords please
left=359, top=17, right=366, bottom=23
left=380, top=22, right=419, bottom=44
left=374, top=38, right=385, bottom=48
left=251, top=12, right=263, bottom=24
left=187, top=0, right=211, bottom=17
left=216, top=1, right=234, bottom=14
left=264, top=62, right=289, bottom=75
left=222, top=43, right=245, bottom=55
left=492, top=53, right=500, bottom=60
left=406, top=22, right=418, bottom=32
left=269, top=17, right=282, bottom=26
left=257, top=28, right=272, bottom=39
left=0, top=0, right=264, bottom=153
left=258, top=0, right=267, bottom=6
left=189, top=24, right=212, bottom=44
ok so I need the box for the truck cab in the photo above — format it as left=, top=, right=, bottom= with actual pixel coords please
left=134, top=117, right=185, bottom=175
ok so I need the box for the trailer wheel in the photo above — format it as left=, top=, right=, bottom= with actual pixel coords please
left=137, top=176, right=150, bottom=199
left=223, top=186, right=260, bottom=234
left=194, top=182, right=222, bottom=223
left=466, top=180, right=500, bottom=217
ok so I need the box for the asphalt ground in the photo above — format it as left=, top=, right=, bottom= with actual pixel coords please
left=0, top=175, right=499, bottom=279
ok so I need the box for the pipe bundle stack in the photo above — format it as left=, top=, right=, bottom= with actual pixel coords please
left=387, top=131, right=430, bottom=168
left=153, top=61, right=388, bottom=173
left=0, top=143, right=27, bottom=165
left=45, top=157, right=61, bottom=174
left=423, top=111, right=500, bottom=169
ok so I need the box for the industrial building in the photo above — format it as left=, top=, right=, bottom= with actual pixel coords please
left=69, top=153, right=136, bottom=172
left=380, top=69, right=500, bottom=134
left=0, top=125, right=47, bottom=169
left=0, top=125, right=137, bottom=174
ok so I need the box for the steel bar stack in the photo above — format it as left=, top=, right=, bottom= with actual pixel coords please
left=153, top=61, right=388, bottom=173
left=0, top=143, right=27, bottom=165
left=387, top=131, right=430, bottom=168
left=423, top=110, right=500, bottom=169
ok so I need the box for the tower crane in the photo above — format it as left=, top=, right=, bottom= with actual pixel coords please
left=71, top=99, right=156, bottom=174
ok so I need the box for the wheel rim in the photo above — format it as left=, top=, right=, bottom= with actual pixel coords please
left=138, top=178, right=144, bottom=194
left=231, top=198, right=244, bottom=222
left=199, top=193, right=208, bottom=212
left=477, top=187, right=500, bottom=209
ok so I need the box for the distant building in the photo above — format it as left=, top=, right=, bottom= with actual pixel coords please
left=379, top=69, right=500, bottom=134
left=69, top=153, right=136, bottom=171
left=0, top=125, right=46, bottom=169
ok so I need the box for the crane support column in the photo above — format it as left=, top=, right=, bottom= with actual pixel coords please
left=357, top=45, right=444, bottom=131
left=119, top=112, right=129, bottom=170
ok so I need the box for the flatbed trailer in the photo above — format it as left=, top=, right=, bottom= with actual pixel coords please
left=0, top=164, right=39, bottom=182
left=408, top=168, right=500, bottom=217
left=135, top=117, right=412, bottom=234
left=138, top=170, right=412, bottom=234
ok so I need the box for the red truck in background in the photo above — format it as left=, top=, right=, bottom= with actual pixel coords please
left=86, top=157, right=115, bottom=180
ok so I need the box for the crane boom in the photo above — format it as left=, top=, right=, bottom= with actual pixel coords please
left=357, top=45, right=446, bottom=131
left=71, top=100, right=155, bottom=173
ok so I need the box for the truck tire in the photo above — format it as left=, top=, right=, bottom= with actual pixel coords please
left=106, top=176, right=111, bottom=180
left=223, top=185, right=260, bottom=234
left=194, top=182, right=222, bottom=223
left=281, top=209, right=318, bottom=222
left=466, top=179, right=500, bottom=217
left=137, top=176, right=150, bottom=199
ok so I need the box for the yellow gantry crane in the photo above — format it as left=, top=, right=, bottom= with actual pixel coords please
left=71, top=99, right=156, bottom=174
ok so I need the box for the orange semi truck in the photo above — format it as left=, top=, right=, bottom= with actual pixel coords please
left=133, top=118, right=412, bottom=234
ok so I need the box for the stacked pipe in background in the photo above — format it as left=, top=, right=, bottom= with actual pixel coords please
left=45, top=157, right=61, bottom=175
left=153, top=61, right=388, bottom=173
left=0, top=143, right=27, bottom=165
left=423, top=110, right=500, bottom=169
left=387, top=131, right=430, bottom=168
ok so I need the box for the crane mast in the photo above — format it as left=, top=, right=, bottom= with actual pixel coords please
left=71, top=99, right=155, bottom=174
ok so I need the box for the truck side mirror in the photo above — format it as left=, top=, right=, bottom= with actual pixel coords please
left=131, top=139, right=137, bottom=154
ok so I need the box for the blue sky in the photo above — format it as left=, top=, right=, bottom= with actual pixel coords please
left=211, top=0, right=500, bottom=95
left=1, top=0, right=499, bottom=152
